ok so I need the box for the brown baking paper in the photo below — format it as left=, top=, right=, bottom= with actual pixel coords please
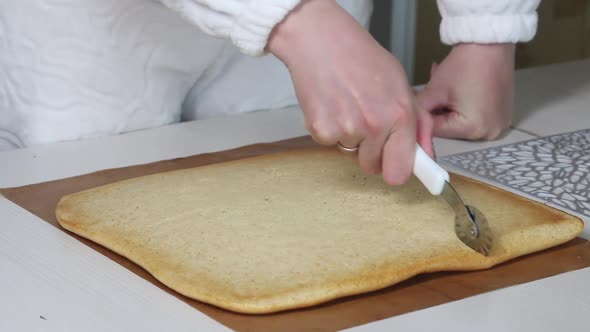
left=3, top=136, right=590, bottom=332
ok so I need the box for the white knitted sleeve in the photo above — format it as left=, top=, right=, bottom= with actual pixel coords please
left=436, top=0, right=541, bottom=44
left=157, top=0, right=301, bottom=56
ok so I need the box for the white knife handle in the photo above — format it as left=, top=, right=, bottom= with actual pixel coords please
left=413, top=144, right=449, bottom=196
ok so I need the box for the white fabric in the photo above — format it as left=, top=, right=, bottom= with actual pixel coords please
left=0, top=0, right=224, bottom=148
left=437, top=0, right=541, bottom=44
left=0, top=0, right=371, bottom=149
left=0, top=0, right=539, bottom=150
left=157, top=0, right=302, bottom=56
left=183, top=0, right=374, bottom=121
left=0, top=129, right=21, bottom=151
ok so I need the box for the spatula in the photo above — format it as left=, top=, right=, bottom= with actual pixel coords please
left=413, top=144, right=494, bottom=256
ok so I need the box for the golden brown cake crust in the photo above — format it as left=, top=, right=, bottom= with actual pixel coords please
left=56, top=148, right=583, bottom=314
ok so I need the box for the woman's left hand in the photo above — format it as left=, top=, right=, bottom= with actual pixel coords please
left=415, top=43, right=516, bottom=142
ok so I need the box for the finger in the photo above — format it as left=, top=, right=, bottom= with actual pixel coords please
left=416, top=108, right=436, bottom=159
left=357, top=126, right=388, bottom=175
left=381, top=111, right=417, bottom=186
left=433, top=111, right=509, bottom=141
left=431, top=111, right=473, bottom=139
left=415, top=86, right=448, bottom=114
left=336, top=109, right=365, bottom=149
left=416, top=86, right=479, bottom=140
left=355, top=107, right=386, bottom=175
left=304, top=108, right=340, bottom=145
left=354, top=100, right=404, bottom=176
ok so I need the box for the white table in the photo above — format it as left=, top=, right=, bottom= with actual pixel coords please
left=2, top=60, right=590, bottom=331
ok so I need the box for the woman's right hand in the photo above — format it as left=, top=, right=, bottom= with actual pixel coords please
left=268, top=0, right=430, bottom=186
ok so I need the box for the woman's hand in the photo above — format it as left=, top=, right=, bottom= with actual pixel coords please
left=416, top=43, right=516, bottom=141
left=268, top=0, right=426, bottom=185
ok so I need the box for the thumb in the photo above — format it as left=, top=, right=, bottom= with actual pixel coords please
left=415, top=86, right=448, bottom=114
left=416, top=107, right=435, bottom=159
left=431, top=110, right=472, bottom=139
left=416, top=97, right=435, bottom=159
left=416, top=86, right=468, bottom=140
left=415, top=87, right=449, bottom=159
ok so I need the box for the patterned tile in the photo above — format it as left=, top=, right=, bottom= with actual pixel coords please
left=440, top=129, right=590, bottom=219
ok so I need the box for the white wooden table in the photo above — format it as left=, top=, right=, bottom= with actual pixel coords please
left=2, top=60, right=590, bottom=331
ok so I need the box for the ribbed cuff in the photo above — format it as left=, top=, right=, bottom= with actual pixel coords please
left=231, top=0, right=302, bottom=56
left=158, top=0, right=301, bottom=56
left=437, top=0, right=540, bottom=44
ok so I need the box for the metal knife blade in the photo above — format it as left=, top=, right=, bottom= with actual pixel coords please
left=440, top=181, right=493, bottom=255
left=413, top=144, right=494, bottom=256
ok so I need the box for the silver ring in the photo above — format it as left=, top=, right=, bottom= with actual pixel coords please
left=337, top=141, right=360, bottom=154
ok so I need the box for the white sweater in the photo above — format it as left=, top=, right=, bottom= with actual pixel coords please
left=158, top=0, right=541, bottom=56
left=0, top=0, right=540, bottom=150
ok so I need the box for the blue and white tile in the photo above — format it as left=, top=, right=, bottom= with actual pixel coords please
left=441, top=129, right=590, bottom=239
